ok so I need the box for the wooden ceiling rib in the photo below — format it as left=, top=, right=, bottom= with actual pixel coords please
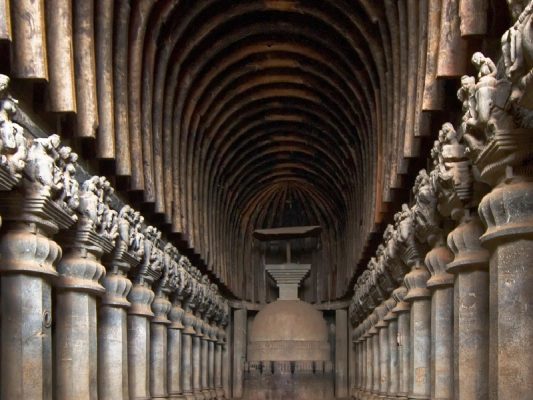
left=150, top=0, right=379, bottom=299
left=2, top=0, right=506, bottom=301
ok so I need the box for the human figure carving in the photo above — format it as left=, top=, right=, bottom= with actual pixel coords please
left=130, top=211, right=145, bottom=259
left=0, top=75, right=28, bottom=180
left=472, top=52, right=497, bottom=80
left=412, top=169, right=442, bottom=246
left=25, top=134, right=61, bottom=196
left=502, top=2, right=533, bottom=106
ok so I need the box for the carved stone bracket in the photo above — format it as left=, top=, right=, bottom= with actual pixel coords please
left=502, top=2, right=533, bottom=108
left=102, top=205, right=145, bottom=307
left=0, top=74, right=27, bottom=191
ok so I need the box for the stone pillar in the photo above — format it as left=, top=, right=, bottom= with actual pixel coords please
left=214, top=337, right=223, bottom=398
left=0, top=132, right=76, bottom=400
left=192, top=312, right=203, bottom=399
left=0, top=218, right=62, bottom=400
left=0, top=195, right=74, bottom=400
left=233, top=308, right=246, bottom=398
left=458, top=45, right=533, bottom=398
left=351, top=332, right=357, bottom=399
left=335, top=309, right=349, bottom=398
left=392, top=286, right=410, bottom=399
left=151, top=243, right=183, bottom=400
left=182, top=302, right=196, bottom=400
left=395, top=201, right=432, bottom=400
left=168, top=295, right=185, bottom=399
left=150, top=289, right=172, bottom=399
left=215, top=331, right=224, bottom=399
left=404, top=264, right=431, bottom=400
left=356, top=338, right=363, bottom=400
left=0, top=73, right=25, bottom=261
left=351, top=321, right=362, bottom=400
left=55, top=226, right=114, bottom=399
left=98, top=206, right=141, bottom=400
left=217, top=312, right=229, bottom=400
left=127, top=226, right=163, bottom=400
left=98, top=268, right=132, bottom=400
left=375, top=302, right=390, bottom=399
left=55, top=176, right=119, bottom=400
left=364, top=324, right=373, bottom=399
left=478, top=177, right=533, bottom=399
left=358, top=322, right=368, bottom=400
left=351, top=317, right=363, bottom=400
left=201, top=319, right=211, bottom=399
left=429, top=119, right=490, bottom=400
left=208, top=325, right=216, bottom=399
left=128, top=280, right=155, bottom=399
left=425, top=244, right=454, bottom=400
left=383, top=297, right=399, bottom=399
left=369, top=310, right=380, bottom=399
left=222, top=313, right=231, bottom=399
left=349, top=323, right=357, bottom=399
left=447, top=216, right=489, bottom=399
left=212, top=310, right=228, bottom=400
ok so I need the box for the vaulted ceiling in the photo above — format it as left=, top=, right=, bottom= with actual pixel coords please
left=1, top=0, right=509, bottom=301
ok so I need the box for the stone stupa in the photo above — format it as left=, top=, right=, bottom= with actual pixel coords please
left=248, top=237, right=330, bottom=362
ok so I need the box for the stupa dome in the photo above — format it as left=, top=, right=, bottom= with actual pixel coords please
left=248, top=300, right=330, bottom=361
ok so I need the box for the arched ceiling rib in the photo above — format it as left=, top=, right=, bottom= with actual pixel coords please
left=3, top=0, right=505, bottom=301
left=156, top=0, right=380, bottom=299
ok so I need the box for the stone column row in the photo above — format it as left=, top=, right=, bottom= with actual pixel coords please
left=350, top=13, right=533, bottom=399
left=0, top=187, right=230, bottom=400
left=0, top=86, right=231, bottom=400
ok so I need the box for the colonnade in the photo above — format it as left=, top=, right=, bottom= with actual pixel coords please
left=350, top=7, right=533, bottom=400
left=0, top=74, right=229, bottom=400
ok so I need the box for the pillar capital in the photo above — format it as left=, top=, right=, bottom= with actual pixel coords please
left=446, top=214, right=490, bottom=273
left=425, top=244, right=455, bottom=289
left=152, top=294, right=172, bottom=325
left=135, top=225, right=164, bottom=286
left=391, top=285, right=410, bottom=313
left=382, top=224, right=410, bottom=285
left=128, top=225, right=164, bottom=316
left=375, top=301, right=389, bottom=328
left=403, top=266, right=431, bottom=301
left=102, top=205, right=144, bottom=308
left=0, top=133, right=79, bottom=227
left=56, top=176, right=119, bottom=294
left=478, top=178, right=533, bottom=245
left=369, top=253, right=395, bottom=298
left=460, top=50, right=533, bottom=187
left=0, top=134, right=79, bottom=279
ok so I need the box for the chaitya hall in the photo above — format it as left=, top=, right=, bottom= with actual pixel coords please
left=0, top=1, right=532, bottom=399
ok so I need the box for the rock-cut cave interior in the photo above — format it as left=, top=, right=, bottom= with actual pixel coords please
left=0, top=1, right=532, bottom=399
